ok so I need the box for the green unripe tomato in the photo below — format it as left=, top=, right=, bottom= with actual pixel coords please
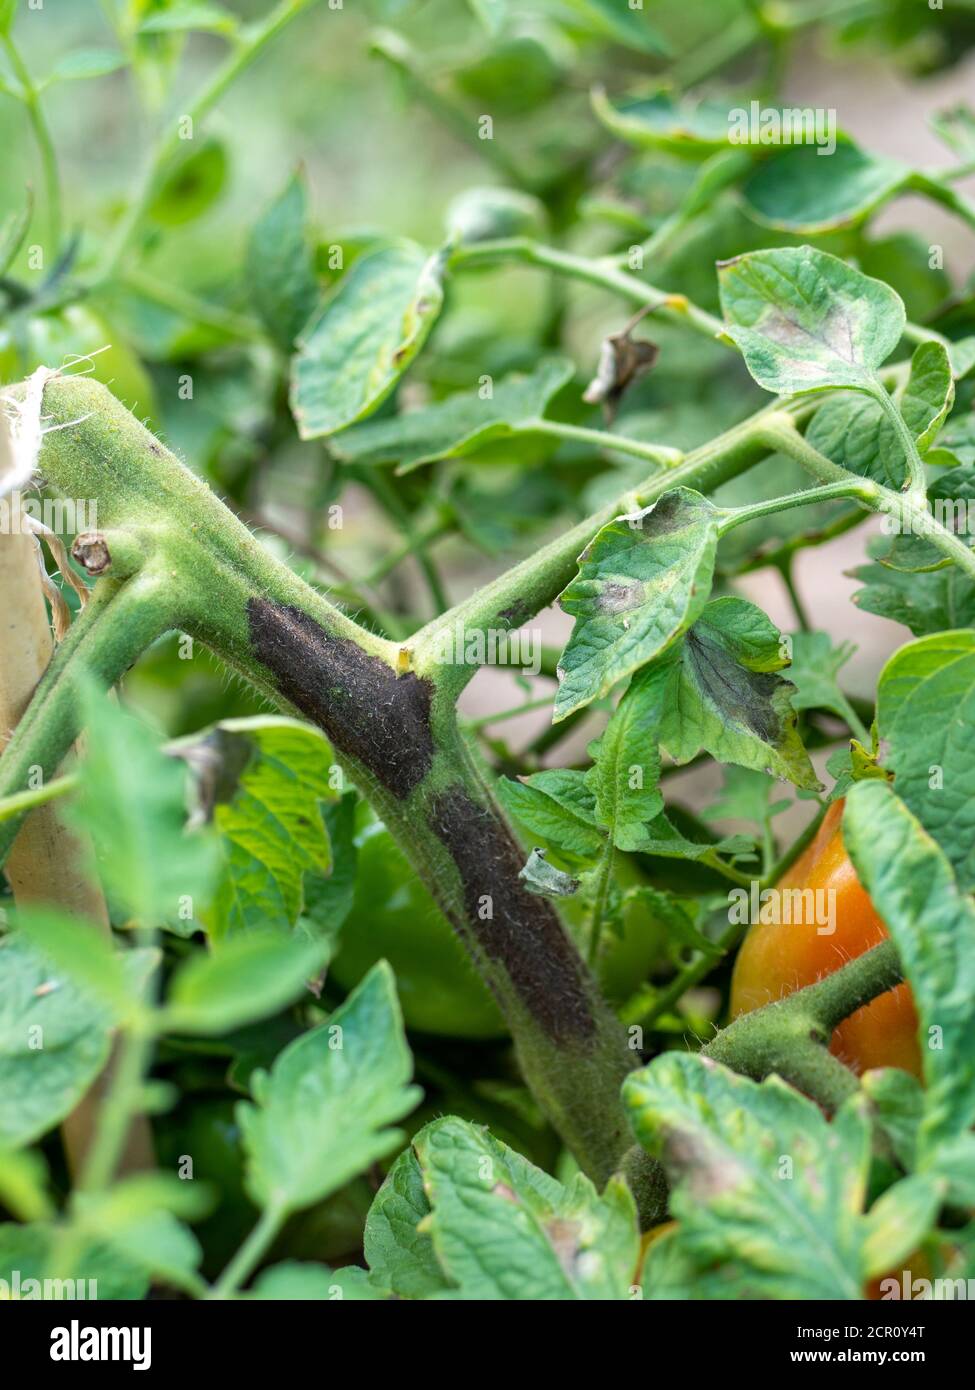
left=329, top=806, right=507, bottom=1039
left=0, top=305, right=155, bottom=418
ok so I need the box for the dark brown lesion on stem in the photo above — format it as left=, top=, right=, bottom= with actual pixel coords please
left=246, top=598, right=435, bottom=799
left=429, top=785, right=596, bottom=1044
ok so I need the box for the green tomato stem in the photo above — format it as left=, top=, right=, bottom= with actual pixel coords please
left=450, top=238, right=727, bottom=340
left=209, top=1204, right=285, bottom=1300
left=870, top=376, right=927, bottom=502
left=0, top=771, right=78, bottom=823
left=717, top=478, right=878, bottom=534
left=524, top=417, right=684, bottom=468
left=2, top=34, right=62, bottom=257
left=586, top=841, right=615, bottom=969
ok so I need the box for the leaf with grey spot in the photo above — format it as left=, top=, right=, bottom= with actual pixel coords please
left=411, top=1115, right=640, bottom=1299
left=718, top=245, right=905, bottom=397
left=328, top=358, right=573, bottom=473
left=655, top=597, right=819, bottom=790
left=553, top=488, right=722, bottom=722
left=626, top=1053, right=873, bottom=1300
left=290, top=241, right=444, bottom=438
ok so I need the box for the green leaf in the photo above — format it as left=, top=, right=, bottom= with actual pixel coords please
left=861, top=1174, right=945, bottom=1279
left=74, top=1174, right=209, bottom=1295
left=901, top=340, right=955, bottom=451
left=302, top=792, right=359, bottom=942
left=246, top=171, right=319, bottom=350
left=413, top=1115, right=640, bottom=1299
left=554, top=488, right=722, bottom=721
left=635, top=811, right=755, bottom=863
left=875, top=631, right=975, bottom=888
left=12, top=909, right=154, bottom=1026
left=175, top=716, right=339, bottom=939
left=329, top=358, right=573, bottom=473
left=786, top=630, right=863, bottom=731
left=238, top=962, right=420, bottom=1217
left=703, top=765, right=790, bottom=831
left=149, top=137, right=228, bottom=226
left=742, top=140, right=908, bottom=234
left=806, top=340, right=954, bottom=490
left=290, top=242, right=445, bottom=439
left=164, top=932, right=330, bottom=1035
left=496, top=770, right=604, bottom=860
left=0, top=1223, right=148, bottom=1300
left=47, top=48, right=127, bottom=83
left=850, top=552, right=975, bottom=636
left=363, top=1145, right=452, bottom=1299
left=927, top=1134, right=975, bottom=1207
left=591, top=87, right=728, bottom=157
left=843, top=782, right=975, bottom=1153
left=585, top=669, right=664, bottom=850
left=625, top=1053, right=871, bottom=1299
left=73, top=682, right=217, bottom=929
left=718, top=245, right=905, bottom=396
left=0, top=934, right=151, bottom=1149
left=862, top=1068, right=923, bottom=1171
left=658, top=597, right=819, bottom=790
left=0, top=197, right=31, bottom=275
left=139, top=3, right=239, bottom=34
left=562, top=0, right=668, bottom=55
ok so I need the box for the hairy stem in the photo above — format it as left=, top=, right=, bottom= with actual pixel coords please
left=703, top=939, right=903, bottom=1108
left=0, top=376, right=663, bottom=1210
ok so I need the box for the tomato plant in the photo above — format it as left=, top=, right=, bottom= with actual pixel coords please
left=1, top=0, right=975, bottom=1327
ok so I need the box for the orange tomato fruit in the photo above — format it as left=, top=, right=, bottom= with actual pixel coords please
left=730, top=798, right=921, bottom=1077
